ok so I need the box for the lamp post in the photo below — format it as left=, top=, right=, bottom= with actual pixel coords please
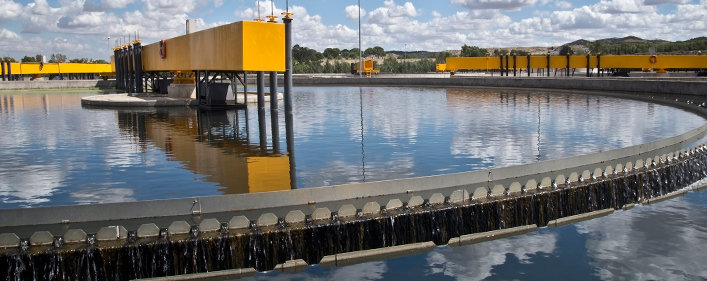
left=358, top=0, right=362, bottom=78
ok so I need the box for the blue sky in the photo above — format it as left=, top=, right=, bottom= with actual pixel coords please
left=0, top=0, right=704, bottom=60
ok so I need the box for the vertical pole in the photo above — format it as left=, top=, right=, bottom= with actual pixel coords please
left=283, top=11, right=297, bottom=188
left=513, top=54, right=517, bottom=77
left=358, top=0, right=362, bottom=78
left=7, top=61, right=12, bottom=81
left=546, top=54, right=550, bottom=77
left=527, top=55, right=531, bottom=77
left=114, top=48, right=122, bottom=90
left=586, top=54, right=591, bottom=77
left=204, top=70, right=211, bottom=105
left=566, top=54, right=570, bottom=77
left=127, top=44, right=134, bottom=93
left=257, top=71, right=267, bottom=150
left=1, top=60, right=5, bottom=81
left=135, top=42, right=143, bottom=93
left=270, top=71, right=280, bottom=153
left=499, top=55, right=503, bottom=76
left=195, top=71, right=201, bottom=104
left=243, top=72, right=248, bottom=105
left=505, top=55, right=509, bottom=76
left=122, top=46, right=128, bottom=89
left=597, top=54, right=602, bottom=77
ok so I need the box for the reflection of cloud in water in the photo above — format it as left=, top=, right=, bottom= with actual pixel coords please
left=247, top=261, right=387, bottom=281
left=0, top=164, right=62, bottom=207
left=425, top=232, right=557, bottom=280
left=575, top=197, right=707, bottom=281
left=299, top=158, right=414, bottom=187
left=71, top=187, right=135, bottom=204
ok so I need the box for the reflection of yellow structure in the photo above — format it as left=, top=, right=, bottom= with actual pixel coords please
left=0, top=92, right=86, bottom=113
left=120, top=109, right=291, bottom=194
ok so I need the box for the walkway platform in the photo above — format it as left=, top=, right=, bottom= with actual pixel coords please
left=81, top=93, right=197, bottom=107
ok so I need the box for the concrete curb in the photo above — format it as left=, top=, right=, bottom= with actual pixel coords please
left=448, top=224, right=538, bottom=247
left=319, top=241, right=436, bottom=267
left=547, top=208, right=615, bottom=227
left=133, top=268, right=256, bottom=281
left=642, top=189, right=689, bottom=205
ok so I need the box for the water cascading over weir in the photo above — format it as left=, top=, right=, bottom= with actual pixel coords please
left=3, top=10, right=707, bottom=281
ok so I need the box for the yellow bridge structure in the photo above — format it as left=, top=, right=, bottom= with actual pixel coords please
left=438, top=54, right=707, bottom=76
left=1, top=61, right=113, bottom=81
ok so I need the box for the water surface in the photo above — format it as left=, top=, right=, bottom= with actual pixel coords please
left=0, top=87, right=703, bottom=208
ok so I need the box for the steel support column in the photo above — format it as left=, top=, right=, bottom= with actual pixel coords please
left=134, top=42, right=144, bottom=93
left=283, top=14, right=296, bottom=188
left=270, top=71, right=280, bottom=153
left=257, top=71, right=267, bottom=150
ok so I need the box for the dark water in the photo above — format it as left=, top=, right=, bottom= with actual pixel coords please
left=240, top=188, right=707, bottom=281
left=0, top=87, right=704, bottom=208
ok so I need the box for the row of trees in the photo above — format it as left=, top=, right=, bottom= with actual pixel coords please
left=585, top=37, right=706, bottom=55
left=293, top=44, right=438, bottom=74
left=2, top=53, right=108, bottom=64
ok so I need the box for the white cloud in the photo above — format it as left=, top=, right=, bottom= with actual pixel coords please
left=368, top=1, right=419, bottom=25
left=598, top=0, right=655, bottom=14
left=575, top=197, right=707, bottom=280
left=556, top=0, right=573, bottom=9
left=0, top=0, right=22, bottom=23
left=345, top=5, right=366, bottom=20
left=83, top=0, right=136, bottom=12
left=643, top=0, right=691, bottom=5
left=451, top=0, right=539, bottom=10
left=426, top=232, right=557, bottom=280
left=0, top=28, right=20, bottom=40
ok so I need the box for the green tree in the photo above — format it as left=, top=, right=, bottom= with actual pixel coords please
left=49, top=53, right=67, bottom=63
left=323, top=48, right=341, bottom=59
left=21, top=56, right=37, bottom=62
left=435, top=51, right=455, bottom=63
left=559, top=45, right=574, bottom=55
left=2, top=57, right=16, bottom=62
left=461, top=45, right=488, bottom=57
left=510, top=49, right=530, bottom=56
left=364, top=46, right=385, bottom=57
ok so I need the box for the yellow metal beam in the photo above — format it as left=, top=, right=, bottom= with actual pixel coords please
left=141, top=21, right=285, bottom=72
left=443, top=55, right=707, bottom=73
left=6, top=62, right=112, bottom=75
